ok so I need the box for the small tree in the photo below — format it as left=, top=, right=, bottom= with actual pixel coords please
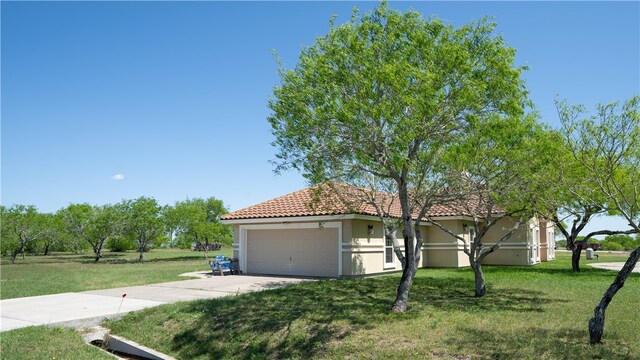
left=1, top=205, right=49, bottom=263
left=60, top=203, right=122, bottom=261
left=165, top=198, right=232, bottom=259
left=39, top=213, right=68, bottom=256
left=558, top=96, right=639, bottom=343
left=429, top=116, right=558, bottom=296
left=121, top=197, right=164, bottom=261
left=162, top=204, right=181, bottom=248
left=269, top=3, right=528, bottom=312
left=548, top=100, right=638, bottom=272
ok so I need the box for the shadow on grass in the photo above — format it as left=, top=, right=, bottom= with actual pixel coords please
left=117, top=276, right=555, bottom=359
left=444, top=326, right=635, bottom=360
left=84, top=255, right=207, bottom=265
left=478, top=264, right=627, bottom=278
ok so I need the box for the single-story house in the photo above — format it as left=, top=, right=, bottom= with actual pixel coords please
left=220, top=186, right=555, bottom=278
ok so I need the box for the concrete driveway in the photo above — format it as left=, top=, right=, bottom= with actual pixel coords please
left=0, top=275, right=308, bottom=332
left=588, top=262, right=640, bottom=273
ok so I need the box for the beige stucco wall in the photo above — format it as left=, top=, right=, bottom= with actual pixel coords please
left=343, top=219, right=429, bottom=276
left=480, top=217, right=541, bottom=266
left=229, top=215, right=548, bottom=278
left=423, top=217, right=545, bottom=267
left=423, top=220, right=468, bottom=268
left=482, top=248, right=530, bottom=266
left=483, top=217, right=530, bottom=245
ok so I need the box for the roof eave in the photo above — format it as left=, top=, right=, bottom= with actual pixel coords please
left=221, top=213, right=475, bottom=225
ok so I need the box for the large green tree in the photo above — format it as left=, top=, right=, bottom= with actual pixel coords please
left=1, top=205, right=50, bottom=263
left=120, top=197, right=164, bottom=261
left=164, top=197, right=232, bottom=258
left=38, top=213, right=69, bottom=256
left=558, top=97, right=639, bottom=344
left=60, top=203, right=123, bottom=261
left=269, top=3, right=528, bottom=311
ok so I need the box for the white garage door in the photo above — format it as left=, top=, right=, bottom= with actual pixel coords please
left=246, top=227, right=339, bottom=277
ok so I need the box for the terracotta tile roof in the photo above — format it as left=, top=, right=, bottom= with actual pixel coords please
left=222, top=185, right=478, bottom=221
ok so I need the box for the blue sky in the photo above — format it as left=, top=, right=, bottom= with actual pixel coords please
left=2, top=1, right=639, bottom=234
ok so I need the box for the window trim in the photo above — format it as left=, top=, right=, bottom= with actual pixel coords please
left=384, top=225, right=395, bottom=269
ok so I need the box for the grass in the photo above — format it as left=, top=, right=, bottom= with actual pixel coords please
left=0, top=248, right=232, bottom=299
left=103, top=252, right=639, bottom=359
left=0, top=326, right=114, bottom=360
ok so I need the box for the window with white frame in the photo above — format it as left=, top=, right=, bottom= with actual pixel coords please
left=385, top=235, right=394, bottom=266
left=463, top=224, right=474, bottom=251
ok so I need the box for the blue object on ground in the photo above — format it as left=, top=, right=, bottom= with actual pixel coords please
left=210, top=255, right=234, bottom=274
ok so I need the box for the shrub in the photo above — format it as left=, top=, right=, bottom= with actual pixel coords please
left=601, top=241, right=624, bottom=251
left=603, top=234, right=638, bottom=250
left=107, top=236, right=135, bottom=252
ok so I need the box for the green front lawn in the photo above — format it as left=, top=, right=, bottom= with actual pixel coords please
left=0, top=326, right=114, bottom=360
left=0, top=248, right=232, bottom=299
left=102, top=252, right=639, bottom=359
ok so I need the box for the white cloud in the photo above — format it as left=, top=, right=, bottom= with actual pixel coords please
left=111, top=174, right=125, bottom=180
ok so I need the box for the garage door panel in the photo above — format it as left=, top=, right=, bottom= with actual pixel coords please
left=246, top=228, right=338, bottom=277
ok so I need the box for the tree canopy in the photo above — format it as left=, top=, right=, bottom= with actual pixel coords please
left=270, top=2, right=530, bottom=311
left=1, top=205, right=50, bottom=263
left=120, top=197, right=164, bottom=261
left=430, top=114, right=560, bottom=296
left=554, top=96, right=640, bottom=344
left=60, top=203, right=122, bottom=261
left=545, top=98, right=639, bottom=272
left=164, top=197, right=232, bottom=258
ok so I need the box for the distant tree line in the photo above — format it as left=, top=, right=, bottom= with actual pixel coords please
left=594, top=234, right=640, bottom=251
left=0, top=196, right=232, bottom=263
left=556, top=234, right=640, bottom=252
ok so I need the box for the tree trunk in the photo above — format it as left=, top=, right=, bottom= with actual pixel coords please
left=471, top=260, right=487, bottom=297
left=138, top=236, right=146, bottom=261
left=392, top=183, right=420, bottom=313
left=11, top=248, right=21, bottom=263
left=11, top=241, right=27, bottom=263
left=572, top=247, right=583, bottom=272
left=21, top=249, right=26, bottom=260
left=391, top=261, right=416, bottom=312
left=392, top=214, right=416, bottom=312
left=43, top=244, right=51, bottom=256
left=94, top=243, right=103, bottom=262
left=588, top=247, right=640, bottom=344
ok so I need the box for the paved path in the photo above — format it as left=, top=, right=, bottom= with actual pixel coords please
left=0, top=275, right=307, bottom=332
left=588, top=262, right=640, bottom=273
